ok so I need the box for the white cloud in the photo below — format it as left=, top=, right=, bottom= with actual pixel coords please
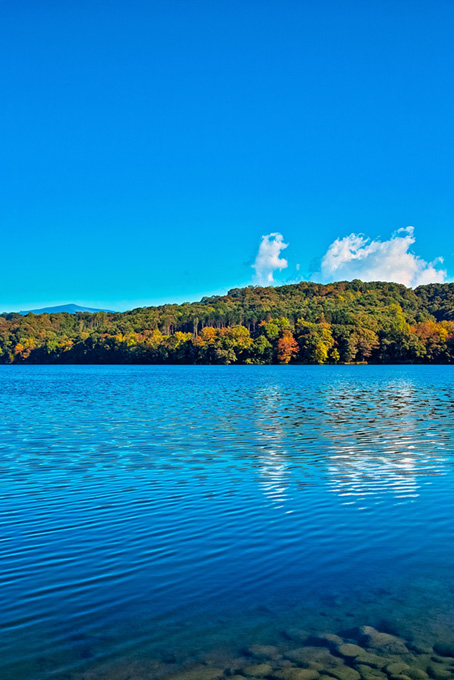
left=252, top=232, right=288, bottom=285
left=313, top=226, right=448, bottom=288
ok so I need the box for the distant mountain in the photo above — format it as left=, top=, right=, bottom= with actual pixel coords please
left=19, top=304, right=115, bottom=315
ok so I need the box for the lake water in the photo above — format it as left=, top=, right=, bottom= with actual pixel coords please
left=1, top=365, right=453, bottom=680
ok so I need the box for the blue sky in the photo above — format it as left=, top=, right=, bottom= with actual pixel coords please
left=1, top=0, right=453, bottom=311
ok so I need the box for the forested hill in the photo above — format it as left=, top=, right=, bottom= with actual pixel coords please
left=2, top=280, right=454, bottom=364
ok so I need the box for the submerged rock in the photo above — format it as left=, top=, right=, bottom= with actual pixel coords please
left=409, top=644, right=434, bottom=656
left=285, top=646, right=342, bottom=668
left=273, top=669, right=320, bottom=680
left=241, top=662, right=273, bottom=677
left=337, top=644, right=365, bottom=658
left=328, top=665, right=361, bottom=680
left=358, top=626, right=409, bottom=656
left=307, top=662, right=326, bottom=672
left=385, top=662, right=411, bottom=675
left=313, top=633, right=344, bottom=648
left=248, top=644, right=281, bottom=660
left=354, top=652, right=388, bottom=669
left=355, top=664, right=387, bottom=680
left=406, top=670, right=429, bottom=680
left=426, top=663, right=453, bottom=680
left=433, top=642, right=454, bottom=659
left=431, top=656, right=452, bottom=665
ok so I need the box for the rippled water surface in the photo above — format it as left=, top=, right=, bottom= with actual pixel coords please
left=1, top=365, right=453, bottom=679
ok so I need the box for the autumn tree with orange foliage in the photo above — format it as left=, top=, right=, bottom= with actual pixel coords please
left=277, top=330, right=299, bottom=364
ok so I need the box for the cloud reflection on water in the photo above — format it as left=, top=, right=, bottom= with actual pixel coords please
left=254, top=384, right=292, bottom=511
left=322, top=378, right=450, bottom=508
left=252, top=375, right=452, bottom=512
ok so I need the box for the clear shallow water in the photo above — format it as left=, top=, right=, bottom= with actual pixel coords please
left=1, top=365, right=453, bottom=679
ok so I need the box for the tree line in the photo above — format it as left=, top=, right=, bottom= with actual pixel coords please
left=2, top=280, right=454, bottom=364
